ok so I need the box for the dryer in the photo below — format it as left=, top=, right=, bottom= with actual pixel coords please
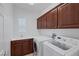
left=33, top=36, right=52, bottom=56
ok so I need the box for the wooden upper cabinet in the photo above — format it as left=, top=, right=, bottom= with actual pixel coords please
left=37, top=17, right=42, bottom=29
left=58, top=3, right=79, bottom=28
left=41, top=15, right=47, bottom=29
left=37, top=8, right=57, bottom=29
left=37, top=14, right=47, bottom=29
left=37, top=3, right=79, bottom=29
left=47, top=8, right=57, bottom=29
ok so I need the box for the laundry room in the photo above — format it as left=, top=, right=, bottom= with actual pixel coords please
left=0, top=1, right=79, bottom=57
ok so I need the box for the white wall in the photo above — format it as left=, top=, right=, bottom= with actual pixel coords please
left=38, top=29, right=79, bottom=39
left=12, top=3, right=60, bottom=39
left=0, top=4, right=4, bottom=55
left=38, top=4, right=79, bottom=40
left=38, top=3, right=60, bottom=18
left=13, top=6, right=39, bottom=38
left=1, top=3, right=13, bottom=56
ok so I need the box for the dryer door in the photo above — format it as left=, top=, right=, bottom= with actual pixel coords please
left=33, top=41, right=37, bottom=56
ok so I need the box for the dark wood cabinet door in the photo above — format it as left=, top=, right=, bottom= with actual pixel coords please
left=58, top=3, right=79, bottom=28
left=46, top=8, right=57, bottom=29
left=41, top=15, right=47, bottom=29
left=22, top=39, right=33, bottom=55
left=37, top=17, right=42, bottom=29
left=11, top=40, right=22, bottom=56
left=13, top=44, right=22, bottom=56
left=37, top=15, right=47, bottom=29
left=22, top=40, right=29, bottom=55
left=28, top=39, right=33, bottom=53
left=11, top=42, right=15, bottom=56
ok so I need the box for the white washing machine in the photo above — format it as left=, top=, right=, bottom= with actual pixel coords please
left=33, top=36, right=51, bottom=56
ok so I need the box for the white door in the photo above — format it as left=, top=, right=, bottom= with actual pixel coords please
left=0, top=14, right=4, bottom=55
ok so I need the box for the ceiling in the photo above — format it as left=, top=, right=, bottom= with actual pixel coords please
left=14, top=3, right=53, bottom=13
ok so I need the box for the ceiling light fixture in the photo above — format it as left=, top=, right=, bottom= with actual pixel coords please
left=28, top=3, right=34, bottom=5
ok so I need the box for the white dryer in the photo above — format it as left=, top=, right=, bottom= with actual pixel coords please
left=33, top=36, right=51, bottom=56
